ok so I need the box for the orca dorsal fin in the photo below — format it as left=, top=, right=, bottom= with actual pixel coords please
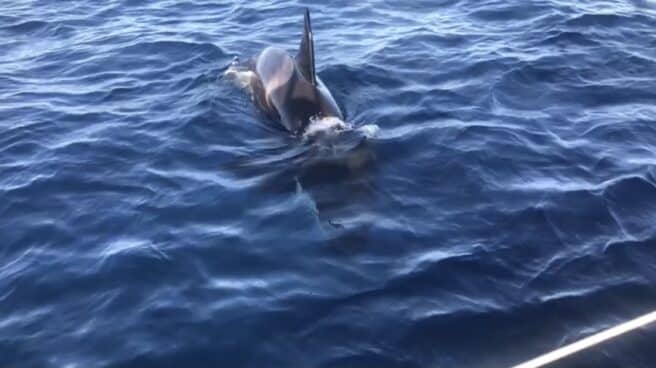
left=296, top=8, right=316, bottom=86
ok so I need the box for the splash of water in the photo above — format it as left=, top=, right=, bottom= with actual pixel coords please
left=304, top=116, right=379, bottom=140
left=223, top=60, right=255, bottom=93
left=303, top=116, right=349, bottom=138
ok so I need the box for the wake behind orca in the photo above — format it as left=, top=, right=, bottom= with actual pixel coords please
left=226, top=9, right=356, bottom=137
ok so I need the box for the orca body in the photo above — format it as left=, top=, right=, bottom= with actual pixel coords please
left=248, top=9, right=343, bottom=134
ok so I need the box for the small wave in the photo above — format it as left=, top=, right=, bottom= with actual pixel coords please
left=467, top=3, right=552, bottom=22
left=120, top=40, right=223, bottom=56
left=539, top=30, right=600, bottom=46
left=0, top=20, right=49, bottom=33
left=565, top=13, right=650, bottom=28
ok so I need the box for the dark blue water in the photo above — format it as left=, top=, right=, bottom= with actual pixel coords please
left=2, top=1, right=656, bottom=367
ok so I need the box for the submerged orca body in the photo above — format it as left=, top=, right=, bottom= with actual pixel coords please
left=248, top=9, right=343, bottom=134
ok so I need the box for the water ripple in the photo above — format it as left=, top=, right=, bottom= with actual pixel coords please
left=1, top=1, right=656, bottom=367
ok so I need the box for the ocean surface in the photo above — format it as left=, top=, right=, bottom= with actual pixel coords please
left=2, top=1, right=656, bottom=367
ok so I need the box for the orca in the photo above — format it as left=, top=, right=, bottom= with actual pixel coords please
left=245, top=9, right=343, bottom=134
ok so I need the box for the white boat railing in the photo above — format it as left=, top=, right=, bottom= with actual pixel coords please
left=511, top=310, right=656, bottom=368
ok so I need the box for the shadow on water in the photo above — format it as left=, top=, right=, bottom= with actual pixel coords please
left=217, top=56, right=383, bottom=252
left=229, top=126, right=378, bottom=239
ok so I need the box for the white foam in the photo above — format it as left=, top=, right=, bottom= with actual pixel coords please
left=223, top=64, right=255, bottom=91
left=356, top=124, right=380, bottom=138
left=303, top=116, right=350, bottom=138
left=303, top=116, right=380, bottom=140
